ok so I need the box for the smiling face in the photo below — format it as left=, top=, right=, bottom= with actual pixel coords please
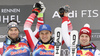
left=39, top=30, right=52, bottom=43
left=79, top=34, right=90, bottom=46
left=8, top=27, right=19, bottom=40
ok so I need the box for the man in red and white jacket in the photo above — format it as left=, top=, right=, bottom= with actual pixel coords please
left=24, top=1, right=45, bottom=52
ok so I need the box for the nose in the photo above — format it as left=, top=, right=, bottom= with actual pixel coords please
left=43, top=34, right=47, bottom=37
left=12, top=31, right=16, bottom=33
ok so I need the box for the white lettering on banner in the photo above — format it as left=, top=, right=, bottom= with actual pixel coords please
left=0, top=35, right=7, bottom=38
left=93, top=10, right=99, bottom=17
left=0, top=8, right=21, bottom=23
left=81, top=10, right=99, bottom=17
left=52, top=11, right=61, bottom=18
left=0, top=15, right=20, bottom=23
left=92, top=33, right=100, bottom=38
left=68, top=10, right=78, bottom=18
left=1, top=8, right=20, bottom=13
left=52, top=10, right=99, bottom=18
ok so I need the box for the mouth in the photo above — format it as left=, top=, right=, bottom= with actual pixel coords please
left=42, top=38, right=47, bottom=40
left=82, top=40, right=87, bottom=43
left=11, top=34, right=18, bottom=37
left=11, top=34, right=17, bottom=36
left=41, top=37, right=49, bottom=42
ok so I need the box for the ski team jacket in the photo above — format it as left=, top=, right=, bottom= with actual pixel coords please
left=61, top=16, right=73, bottom=49
left=0, top=38, right=30, bottom=56
left=77, top=44, right=100, bottom=56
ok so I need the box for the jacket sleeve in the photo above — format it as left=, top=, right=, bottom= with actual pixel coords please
left=24, top=13, right=44, bottom=51
left=61, top=16, right=73, bottom=48
left=0, top=42, right=3, bottom=55
left=94, top=49, right=100, bottom=56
